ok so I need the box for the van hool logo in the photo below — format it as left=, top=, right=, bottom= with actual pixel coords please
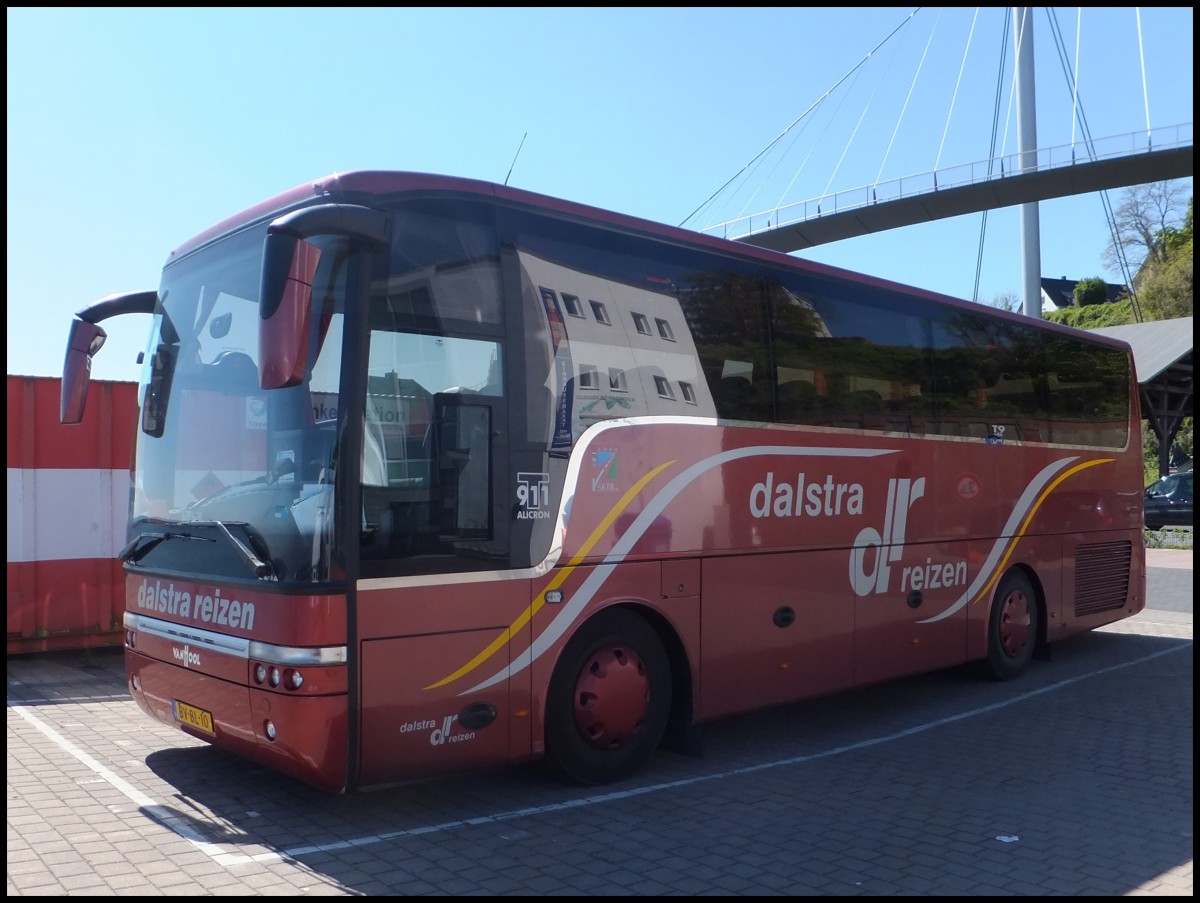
left=172, top=645, right=201, bottom=668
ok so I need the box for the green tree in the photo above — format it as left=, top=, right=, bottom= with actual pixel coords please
left=1043, top=297, right=1135, bottom=329
left=1136, top=196, right=1193, bottom=320
left=1104, top=180, right=1191, bottom=275
left=1072, top=276, right=1110, bottom=306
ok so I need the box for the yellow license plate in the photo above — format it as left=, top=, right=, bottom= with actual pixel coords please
left=173, top=700, right=215, bottom=735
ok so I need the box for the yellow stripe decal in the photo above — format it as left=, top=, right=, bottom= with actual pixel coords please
left=968, top=457, right=1113, bottom=606
left=423, top=460, right=675, bottom=690
left=918, top=455, right=1114, bottom=625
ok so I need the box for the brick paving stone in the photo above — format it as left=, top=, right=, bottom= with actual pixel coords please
left=7, top=560, right=1192, bottom=896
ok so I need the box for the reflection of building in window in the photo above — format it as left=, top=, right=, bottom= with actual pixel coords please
left=562, top=293, right=584, bottom=318
left=517, top=250, right=716, bottom=438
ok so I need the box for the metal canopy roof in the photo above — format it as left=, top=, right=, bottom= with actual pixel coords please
left=1090, top=316, right=1193, bottom=476
left=1091, top=316, right=1195, bottom=383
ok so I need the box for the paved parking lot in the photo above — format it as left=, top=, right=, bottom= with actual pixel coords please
left=8, top=551, right=1192, bottom=896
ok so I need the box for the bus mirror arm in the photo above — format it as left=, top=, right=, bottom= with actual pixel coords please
left=61, top=290, right=157, bottom=424
left=259, top=203, right=390, bottom=391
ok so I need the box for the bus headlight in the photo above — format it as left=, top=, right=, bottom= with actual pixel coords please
left=254, top=664, right=267, bottom=684
left=287, top=670, right=304, bottom=690
left=269, top=667, right=281, bottom=687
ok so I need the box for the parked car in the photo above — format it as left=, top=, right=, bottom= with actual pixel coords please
left=1143, top=470, right=1193, bottom=529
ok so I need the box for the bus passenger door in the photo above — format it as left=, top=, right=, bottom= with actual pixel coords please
left=853, top=539, right=969, bottom=685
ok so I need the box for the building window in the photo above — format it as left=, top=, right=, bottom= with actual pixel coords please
left=590, top=300, right=611, bottom=325
left=680, top=381, right=697, bottom=405
left=654, top=375, right=675, bottom=400
left=655, top=318, right=675, bottom=341
left=608, top=368, right=627, bottom=392
left=578, top=365, right=599, bottom=390
left=562, top=293, right=584, bottom=318
left=632, top=312, right=651, bottom=335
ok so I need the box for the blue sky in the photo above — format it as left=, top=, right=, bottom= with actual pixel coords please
left=6, top=7, right=1193, bottom=383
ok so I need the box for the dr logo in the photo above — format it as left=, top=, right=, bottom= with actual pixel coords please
left=429, top=715, right=476, bottom=746
left=849, top=477, right=926, bottom=597
left=430, top=715, right=456, bottom=746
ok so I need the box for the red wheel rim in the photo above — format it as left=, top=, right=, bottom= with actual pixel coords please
left=998, top=587, right=1032, bottom=658
left=572, top=644, right=650, bottom=750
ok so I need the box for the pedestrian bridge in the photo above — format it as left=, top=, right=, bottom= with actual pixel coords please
left=702, top=124, right=1193, bottom=253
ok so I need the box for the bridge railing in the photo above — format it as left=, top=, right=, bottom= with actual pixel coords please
left=700, top=122, right=1193, bottom=241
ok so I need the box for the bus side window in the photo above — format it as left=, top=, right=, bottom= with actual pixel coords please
left=435, top=395, right=491, bottom=538
left=714, top=375, right=755, bottom=420
left=776, top=379, right=817, bottom=424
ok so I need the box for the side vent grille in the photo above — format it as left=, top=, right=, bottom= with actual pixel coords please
left=1074, top=540, right=1132, bottom=616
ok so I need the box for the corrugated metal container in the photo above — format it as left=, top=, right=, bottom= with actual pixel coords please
left=6, top=374, right=138, bottom=653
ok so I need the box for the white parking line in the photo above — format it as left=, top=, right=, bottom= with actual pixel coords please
left=10, top=640, right=1192, bottom=868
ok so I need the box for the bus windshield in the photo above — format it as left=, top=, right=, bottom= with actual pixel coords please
left=130, top=225, right=346, bottom=584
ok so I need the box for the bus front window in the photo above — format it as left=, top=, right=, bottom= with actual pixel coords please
left=129, top=227, right=346, bottom=584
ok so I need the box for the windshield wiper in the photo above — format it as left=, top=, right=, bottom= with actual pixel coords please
left=215, top=520, right=276, bottom=580
left=187, top=520, right=278, bottom=580
left=119, top=530, right=214, bottom=564
left=118, top=522, right=277, bottom=580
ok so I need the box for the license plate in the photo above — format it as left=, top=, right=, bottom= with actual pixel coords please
left=173, top=700, right=215, bottom=735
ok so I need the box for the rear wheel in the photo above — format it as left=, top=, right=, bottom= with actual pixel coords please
left=543, top=609, right=671, bottom=785
left=983, top=569, right=1039, bottom=681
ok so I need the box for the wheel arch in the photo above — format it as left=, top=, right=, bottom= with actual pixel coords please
left=1002, top=561, right=1049, bottom=652
left=977, top=562, right=1047, bottom=680
left=540, top=599, right=697, bottom=764
left=608, top=601, right=697, bottom=752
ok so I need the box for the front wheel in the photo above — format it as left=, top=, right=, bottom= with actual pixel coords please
left=543, top=609, right=672, bottom=785
left=982, top=569, right=1039, bottom=681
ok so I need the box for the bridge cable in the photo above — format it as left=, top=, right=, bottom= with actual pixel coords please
left=972, top=8, right=1012, bottom=304
left=1136, top=8, right=1152, bottom=146
left=745, top=55, right=870, bottom=228
left=934, top=8, right=981, bottom=173
left=764, top=14, right=914, bottom=224
left=764, top=42, right=880, bottom=222
left=872, top=9, right=941, bottom=191
left=679, top=7, right=922, bottom=229
left=1044, top=7, right=1143, bottom=321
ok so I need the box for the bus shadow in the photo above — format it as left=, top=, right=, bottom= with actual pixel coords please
left=137, top=629, right=1192, bottom=895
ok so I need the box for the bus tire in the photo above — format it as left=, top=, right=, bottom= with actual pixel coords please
left=543, top=608, right=672, bottom=785
left=982, top=569, right=1039, bottom=681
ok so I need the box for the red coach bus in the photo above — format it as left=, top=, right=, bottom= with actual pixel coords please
left=61, top=171, right=1145, bottom=792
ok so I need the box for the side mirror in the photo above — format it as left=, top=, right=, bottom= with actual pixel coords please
left=260, top=232, right=320, bottom=390
left=141, top=344, right=178, bottom=438
left=60, top=290, right=157, bottom=423
left=259, top=203, right=390, bottom=391
left=61, top=320, right=107, bottom=424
